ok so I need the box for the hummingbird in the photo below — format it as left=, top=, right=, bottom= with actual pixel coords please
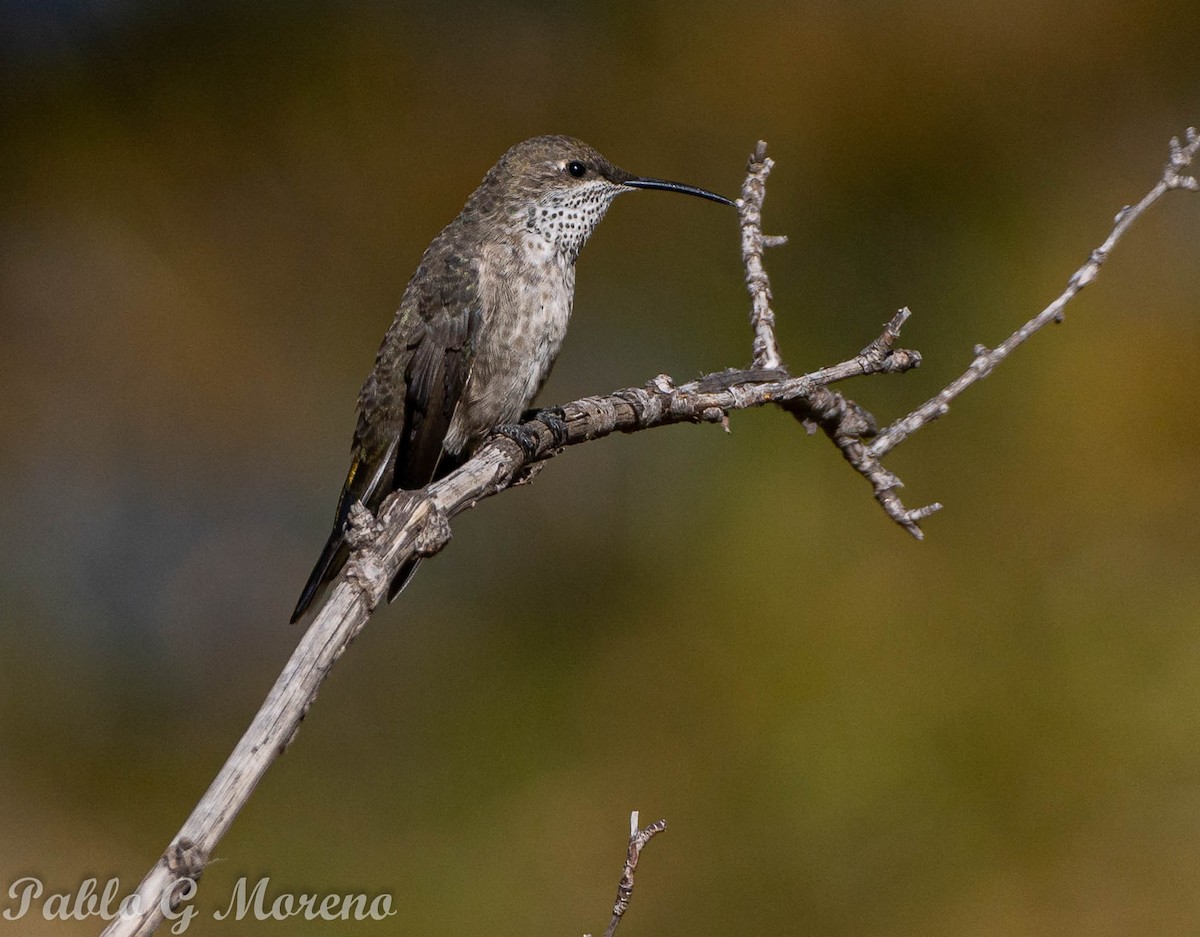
left=290, top=135, right=733, bottom=622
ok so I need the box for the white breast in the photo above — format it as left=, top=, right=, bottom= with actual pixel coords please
left=443, top=233, right=574, bottom=454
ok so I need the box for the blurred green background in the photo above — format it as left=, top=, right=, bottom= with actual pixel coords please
left=3, top=1, right=1199, bottom=934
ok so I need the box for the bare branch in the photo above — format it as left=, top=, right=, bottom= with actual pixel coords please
left=792, top=309, right=942, bottom=539
left=734, top=139, right=942, bottom=536
left=99, top=313, right=915, bottom=937
left=102, top=129, right=1197, bottom=936
left=99, top=571, right=381, bottom=936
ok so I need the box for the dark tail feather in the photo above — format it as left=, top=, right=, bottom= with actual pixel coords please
left=380, top=448, right=460, bottom=602
left=294, top=443, right=453, bottom=622
left=387, top=556, right=422, bottom=603
left=292, top=534, right=421, bottom=622
left=290, top=530, right=348, bottom=623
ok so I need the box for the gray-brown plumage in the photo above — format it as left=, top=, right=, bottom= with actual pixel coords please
left=291, top=135, right=732, bottom=622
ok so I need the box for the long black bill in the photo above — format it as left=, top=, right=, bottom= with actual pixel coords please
left=623, top=175, right=735, bottom=206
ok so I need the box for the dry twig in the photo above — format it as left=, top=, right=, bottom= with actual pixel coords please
left=739, top=140, right=788, bottom=369
left=872, top=127, right=1200, bottom=460
left=583, top=811, right=667, bottom=937
left=794, top=128, right=1199, bottom=537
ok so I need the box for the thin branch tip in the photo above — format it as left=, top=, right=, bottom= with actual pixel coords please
left=1164, top=127, right=1199, bottom=189
left=637, top=817, right=668, bottom=841
left=739, top=137, right=786, bottom=370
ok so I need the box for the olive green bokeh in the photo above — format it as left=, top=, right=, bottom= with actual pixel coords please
left=3, top=1, right=1200, bottom=934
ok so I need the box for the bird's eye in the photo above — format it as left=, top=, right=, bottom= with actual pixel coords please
left=567, top=160, right=587, bottom=178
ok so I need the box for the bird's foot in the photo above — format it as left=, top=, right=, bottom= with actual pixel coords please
left=492, top=422, right=543, bottom=461
left=532, top=406, right=570, bottom=448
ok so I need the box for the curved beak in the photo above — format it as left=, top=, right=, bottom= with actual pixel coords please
left=622, top=175, right=735, bottom=207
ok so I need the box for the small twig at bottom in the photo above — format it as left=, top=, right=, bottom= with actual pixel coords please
left=585, top=811, right=668, bottom=937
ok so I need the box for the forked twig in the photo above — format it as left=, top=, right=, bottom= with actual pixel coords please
left=584, top=811, right=667, bottom=937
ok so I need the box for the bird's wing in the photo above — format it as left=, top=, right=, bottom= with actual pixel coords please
left=289, top=244, right=482, bottom=622
left=396, top=298, right=478, bottom=489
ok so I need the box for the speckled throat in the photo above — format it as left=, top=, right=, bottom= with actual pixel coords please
left=527, top=178, right=628, bottom=262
